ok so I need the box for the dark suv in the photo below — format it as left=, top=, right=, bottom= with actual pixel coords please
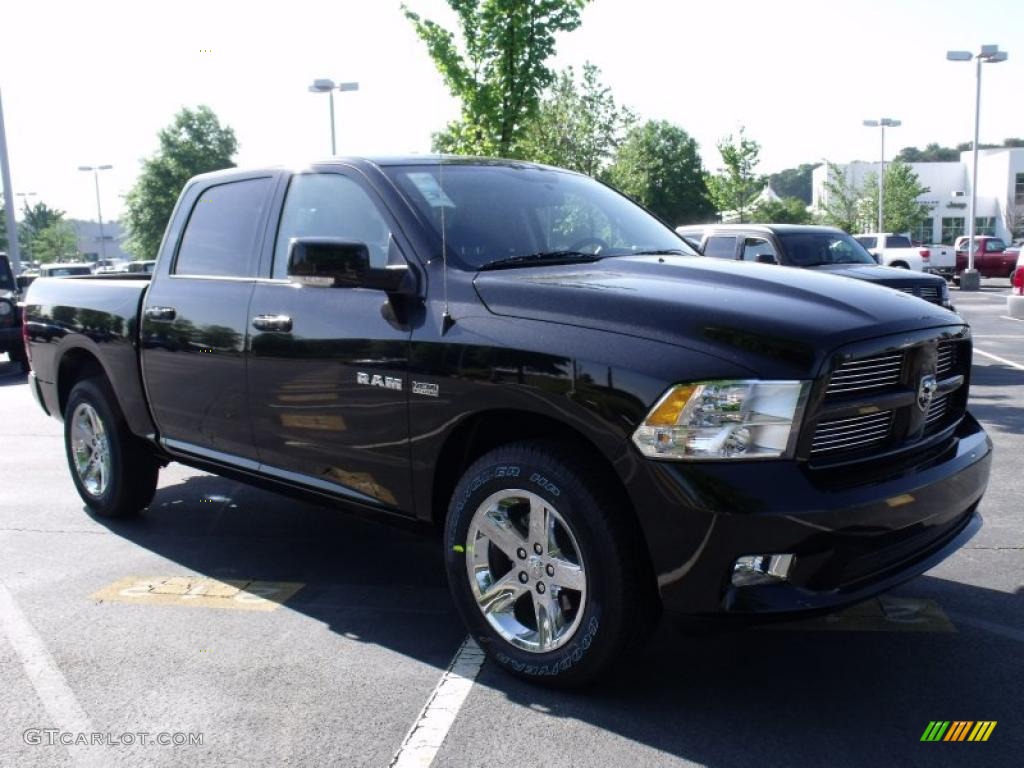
left=677, top=224, right=953, bottom=309
left=0, top=254, right=28, bottom=371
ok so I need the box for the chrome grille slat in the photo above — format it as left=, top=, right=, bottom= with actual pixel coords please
left=811, top=412, right=893, bottom=455
left=898, top=286, right=941, bottom=303
left=814, top=423, right=892, bottom=440
left=813, top=433, right=892, bottom=450
left=926, top=394, right=949, bottom=425
left=937, top=340, right=957, bottom=376
left=826, top=352, right=905, bottom=396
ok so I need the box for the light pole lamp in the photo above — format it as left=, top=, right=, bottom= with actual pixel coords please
left=78, top=165, right=112, bottom=260
left=947, top=45, right=1008, bottom=291
left=308, top=79, right=359, bottom=155
left=862, top=118, right=901, bottom=233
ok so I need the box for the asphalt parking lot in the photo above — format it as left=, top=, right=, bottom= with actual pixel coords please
left=1, top=280, right=1022, bottom=768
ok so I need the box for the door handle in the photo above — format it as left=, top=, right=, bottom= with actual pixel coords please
left=144, top=306, right=177, bottom=321
left=251, top=314, right=293, bottom=332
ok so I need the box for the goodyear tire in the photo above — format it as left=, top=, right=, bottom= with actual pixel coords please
left=64, top=377, right=159, bottom=518
left=445, top=440, right=657, bottom=686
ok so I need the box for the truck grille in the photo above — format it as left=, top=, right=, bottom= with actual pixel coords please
left=810, top=411, right=894, bottom=456
left=825, top=352, right=904, bottom=396
left=807, top=331, right=971, bottom=463
left=898, top=285, right=942, bottom=304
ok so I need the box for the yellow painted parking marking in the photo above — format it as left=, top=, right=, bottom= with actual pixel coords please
left=91, top=576, right=303, bottom=611
left=885, top=494, right=915, bottom=508
left=764, top=597, right=955, bottom=633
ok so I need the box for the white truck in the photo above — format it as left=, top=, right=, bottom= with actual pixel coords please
left=854, top=232, right=955, bottom=278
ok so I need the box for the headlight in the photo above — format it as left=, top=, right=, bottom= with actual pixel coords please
left=632, top=380, right=809, bottom=460
left=0, top=300, right=12, bottom=316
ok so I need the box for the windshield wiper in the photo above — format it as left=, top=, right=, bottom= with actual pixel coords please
left=630, top=248, right=691, bottom=256
left=477, top=250, right=605, bottom=271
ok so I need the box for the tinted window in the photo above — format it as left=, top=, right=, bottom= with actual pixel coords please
left=988, top=239, right=1007, bottom=252
left=779, top=233, right=876, bottom=266
left=886, top=236, right=911, bottom=248
left=384, top=165, right=695, bottom=270
left=175, top=178, right=271, bottom=277
left=273, top=173, right=392, bottom=279
left=0, top=257, right=13, bottom=291
left=704, top=236, right=738, bottom=259
left=742, top=237, right=778, bottom=263
left=855, top=236, right=877, bottom=249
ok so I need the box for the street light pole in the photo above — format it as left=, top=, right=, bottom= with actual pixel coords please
left=78, top=165, right=112, bottom=260
left=947, top=44, right=1009, bottom=291
left=308, top=79, right=359, bottom=155
left=0, top=88, right=21, bottom=275
left=863, top=118, right=900, bottom=233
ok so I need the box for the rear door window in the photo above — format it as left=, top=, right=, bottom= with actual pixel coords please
left=703, top=236, right=738, bottom=259
left=174, top=178, right=272, bottom=277
left=855, top=236, right=877, bottom=249
left=886, top=236, right=912, bottom=248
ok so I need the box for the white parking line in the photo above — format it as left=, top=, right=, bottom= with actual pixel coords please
left=999, top=315, right=1024, bottom=323
left=973, top=348, right=1024, bottom=371
left=390, top=637, right=484, bottom=768
left=0, top=580, right=104, bottom=768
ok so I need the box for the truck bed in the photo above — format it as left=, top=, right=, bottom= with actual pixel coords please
left=23, top=276, right=155, bottom=437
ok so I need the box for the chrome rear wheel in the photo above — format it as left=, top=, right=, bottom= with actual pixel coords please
left=70, top=402, right=111, bottom=497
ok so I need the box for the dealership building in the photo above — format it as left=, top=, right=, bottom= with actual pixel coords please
left=811, top=147, right=1024, bottom=245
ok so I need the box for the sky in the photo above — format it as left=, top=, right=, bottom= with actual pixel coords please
left=1, top=0, right=1022, bottom=223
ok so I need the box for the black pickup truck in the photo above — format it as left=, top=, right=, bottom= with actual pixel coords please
left=24, top=158, right=992, bottom=685
left=0, top=254, right=28, bottom=371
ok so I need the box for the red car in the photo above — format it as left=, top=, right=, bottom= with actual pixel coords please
left=954, top=236, right=1020, bottom=278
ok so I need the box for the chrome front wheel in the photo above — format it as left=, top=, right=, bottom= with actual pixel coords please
left=70, top=402, right=111, bottom=497
left=466, top=489, right=587, bottom=654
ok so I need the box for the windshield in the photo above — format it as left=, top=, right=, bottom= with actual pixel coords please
left=384, top=163, right=696, bottom=270
left=0, top=257, right=14, bottom=291
left=779, top=232, right=877, bottom=266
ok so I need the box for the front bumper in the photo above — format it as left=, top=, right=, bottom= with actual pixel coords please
left=627, top=413, right=992, bottom=616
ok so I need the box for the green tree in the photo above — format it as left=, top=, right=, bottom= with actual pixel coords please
left=861, top=159, right=932, bottom=234
left=603, top=120, right=714, bottom=226
left=402, top=0, right=589, bottom=157
left=768, top=164, right=819, bottom=204
left=520, top=63, right=633, bottom=175
left=896, top=143, right=960, bottom=163
left=29, top=221, right=78, bottom=263
left=124, top=105, right=237, bottom=259
left=18, top=201, right=65, bottom=259
left=749, top=196, right=813, bottom=224
left=818, top=164, right=865, bottom=233
left=706, top=128, right=765, bottom=223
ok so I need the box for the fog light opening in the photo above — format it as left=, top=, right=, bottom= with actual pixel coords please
left=732, top=554, right=795, bottom=587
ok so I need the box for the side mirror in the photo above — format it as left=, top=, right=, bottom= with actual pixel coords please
left=756, top=253, right=778, bottom=265
left=287, top=238, right=416, bottom=295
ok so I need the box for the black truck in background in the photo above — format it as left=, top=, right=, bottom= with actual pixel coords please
left=0, top=254, right=28, bottom=371
left=23, top=158, right=992, bottom=685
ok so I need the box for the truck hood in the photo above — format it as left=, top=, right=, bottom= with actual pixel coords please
left=805, top=263, right=947, bottom=289
left=473, top=255, right=961, bottom=376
